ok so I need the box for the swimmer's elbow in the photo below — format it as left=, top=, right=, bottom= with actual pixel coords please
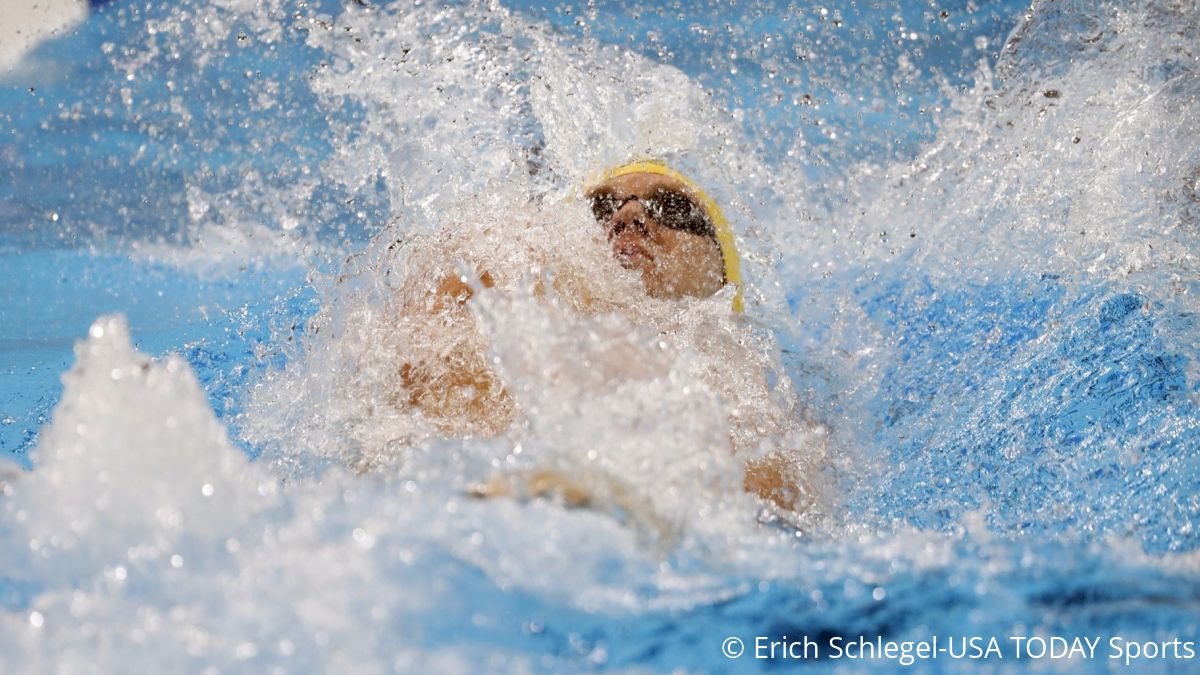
left=743, top=451, right=809, bottom=514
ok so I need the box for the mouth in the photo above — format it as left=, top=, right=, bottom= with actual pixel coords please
left=612, top=241, right=653, bottom=269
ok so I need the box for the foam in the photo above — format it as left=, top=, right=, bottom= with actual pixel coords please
left=0, top=1, right=87, bottom=75
left=3, top=316, right=273, bottom=584
left=0, top=316, right=796, bottom=671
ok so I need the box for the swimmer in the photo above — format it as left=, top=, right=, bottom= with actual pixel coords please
left=396, top=161, right=815, bottom=519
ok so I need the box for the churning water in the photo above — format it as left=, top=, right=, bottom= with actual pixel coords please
left=1, top=0, right=1198, bottom=672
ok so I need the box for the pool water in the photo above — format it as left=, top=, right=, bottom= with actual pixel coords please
left=2, top=0, right=1199, bottom=672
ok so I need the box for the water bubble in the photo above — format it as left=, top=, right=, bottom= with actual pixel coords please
left=352, top=527, right=375, bottom=549
left=235, top=642, right=259, bottom=660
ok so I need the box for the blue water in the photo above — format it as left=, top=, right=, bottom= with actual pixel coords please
left=2, top=0, right=1199, bottom=672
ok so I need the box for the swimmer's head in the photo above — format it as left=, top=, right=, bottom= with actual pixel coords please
left=586, top=161, right=743, bottom=312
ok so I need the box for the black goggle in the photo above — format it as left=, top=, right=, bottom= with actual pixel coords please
left=589, top=189, right=716, bottom=239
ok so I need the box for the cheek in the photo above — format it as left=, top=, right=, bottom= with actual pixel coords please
left=669, top=236, right=704, bottom=269
left=672, top=238, right=724, bottom=290
left=648, top=240, right=692, bottom=286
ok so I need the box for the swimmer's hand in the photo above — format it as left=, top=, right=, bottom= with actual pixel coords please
left=468, top=467, right=677, bottom=543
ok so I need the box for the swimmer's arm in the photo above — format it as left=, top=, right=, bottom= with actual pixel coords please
left=469, top=468, right=594, bottom=507
left=471, top=451, right=812, bottom=520
left=427, top=269, right=495, bottom=311
left=397, top=268, right=513, bottom=433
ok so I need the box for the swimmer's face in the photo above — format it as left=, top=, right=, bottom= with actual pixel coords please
left=586, top=172, right=725, bottom=300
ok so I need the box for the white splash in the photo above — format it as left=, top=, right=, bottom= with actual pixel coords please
left=0, top=0, right=87, bottom=75
left=0, top=315, right=784, bottom=672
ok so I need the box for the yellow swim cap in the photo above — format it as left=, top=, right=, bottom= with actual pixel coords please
left=591, top=160, right=744, bottom=313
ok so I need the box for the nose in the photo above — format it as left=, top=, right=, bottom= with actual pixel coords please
left=607, top=200, right=651, bottom=239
